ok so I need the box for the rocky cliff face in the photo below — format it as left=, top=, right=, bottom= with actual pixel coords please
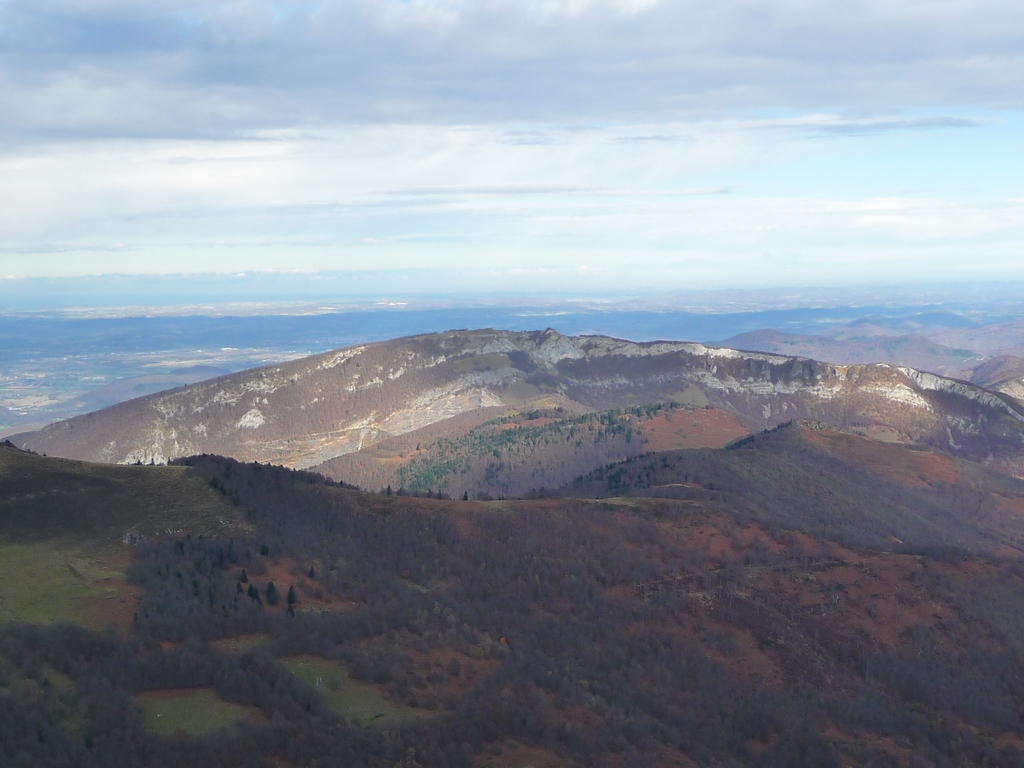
left=21, top=329, right=1024, bottom=477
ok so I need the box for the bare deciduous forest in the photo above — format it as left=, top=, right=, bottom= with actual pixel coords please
left=7, top=435, right=1024, bottom=766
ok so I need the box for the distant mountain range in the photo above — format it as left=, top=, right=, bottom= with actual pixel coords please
left=721, top=329, right=984, bottom=380
left=18, top=329, right=1024, bottom=487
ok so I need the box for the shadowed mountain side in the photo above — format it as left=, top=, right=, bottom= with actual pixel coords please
left=562, top=422, right=1024, bottom=556
left=723, top=329, right=983, bottom=379
left=315, top=404, right=750, bottom=498
left=0, top=443, right=245, bottom=544
left=21, top=328, right=1024, bottom=479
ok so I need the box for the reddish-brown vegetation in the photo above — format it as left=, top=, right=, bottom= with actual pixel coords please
left=77, top=548, right=147, bottom=632
left=821, top=723, right=915, bottom=763
left=232, top=558, right=351, bottom=614
left=802, top=426, right=960, bottom=487
left=474, top=744, right=571, bottom=768
left=83, top=577, right=146, bottom=632
left=641, top=408, right=749, bottom=451
left=14, top=433, right=1024, bottom=767
left=404, top=645, right=501, bottom=696
left=995, top=493, right=1024, bottom=518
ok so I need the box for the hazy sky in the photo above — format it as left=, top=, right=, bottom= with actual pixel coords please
left=1, top=0, right=1023, bottom=292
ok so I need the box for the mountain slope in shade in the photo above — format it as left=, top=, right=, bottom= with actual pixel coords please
left=0, top=442, right=245, bottom=545
left=20, top=328, right=1024, bottom=478
left=563, top=421, right=1024, bottom=555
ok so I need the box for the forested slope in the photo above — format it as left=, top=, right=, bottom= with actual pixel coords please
left=315, top=404, right=748, bottom=498
left=6, top=443, right=1024, bottom=766
left=565, top=422, right=1024, bottom=555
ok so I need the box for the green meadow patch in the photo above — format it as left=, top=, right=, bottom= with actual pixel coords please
left=136, top=688, right=262, bottom=736
left=212, top=633, right=271, bottom=653
left=0, top=542, right=120, bottom=625
left=0, top=444, right=249, bottom=629
left=283, top=655, right=426, bottom=726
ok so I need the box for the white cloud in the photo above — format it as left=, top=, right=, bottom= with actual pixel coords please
left=1, top=0, right=1023, bottom=139
left=0, top=118, right=1022, bottom=286
left=0, top=0, right=1022, bottom=287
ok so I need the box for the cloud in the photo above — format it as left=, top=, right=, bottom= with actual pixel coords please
left=1, top=1, right=1022, bottom=289
left=1, top=0, right=1023, bottom=139
left=806, top=116, right=981, bottom=136
left=1, top=119, right=1022, bottom=286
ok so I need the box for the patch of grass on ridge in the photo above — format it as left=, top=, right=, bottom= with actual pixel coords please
left=283, top=655, right=425, bottom=726
left=0, top=445, right=245, bottom=546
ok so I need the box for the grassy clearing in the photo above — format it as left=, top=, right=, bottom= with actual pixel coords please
left=283, top=655, right=426, bottom=726
left=0, top=445, right=248, bottom=628
left=0, top=542, right=121, bottom=625
left=43, top=665, right=75, bottom=690
left=212, top=633, right=271, bottom=653
left=136, top=688, right=261, bottom=736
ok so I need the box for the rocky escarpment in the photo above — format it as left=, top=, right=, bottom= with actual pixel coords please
left=21, top=329, right=1024, bottom=476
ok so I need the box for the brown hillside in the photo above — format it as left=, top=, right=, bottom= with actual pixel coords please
left=187, top=456, right=1024, bottom=764
left=21, top=328, right=1024, bottom=480
left=0, top=442, right=245, bottom=544
left=566, top=422, right=1024, bottom=555
left=801, top=426, right=960, bottom=488
left=642, top=407, right=749, bottom=451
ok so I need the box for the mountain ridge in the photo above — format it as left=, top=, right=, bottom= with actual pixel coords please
left=20, top=328, right=1024, bottom=480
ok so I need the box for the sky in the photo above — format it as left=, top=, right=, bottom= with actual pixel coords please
left=1, top=0, right=1023, bottom=294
